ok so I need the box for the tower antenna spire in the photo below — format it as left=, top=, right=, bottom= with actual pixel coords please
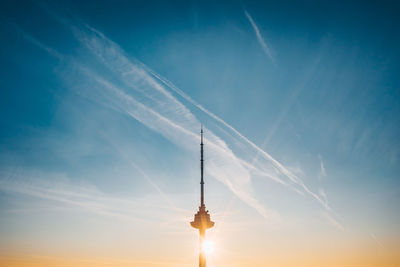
left=200, top=125, right=204, bottom=206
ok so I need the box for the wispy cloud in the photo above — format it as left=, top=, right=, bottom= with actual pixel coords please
left=72, top=22, right=333, bottom=215
left=321, top=211, right=344, bottom=231
left=5, top=11, right=335, bottom=222
left=62, top=22, right=280, bottom=220
left=0, top=170, right=190, bottom=224
left=370, top=233, right=385, bottom=249
left=318, top=154, right=327, bottom=178
left=145, top=59, right=330, bottom=211
left=244, top=10, right=274, bottom=62
left=3, top=20, right=63, bottom=60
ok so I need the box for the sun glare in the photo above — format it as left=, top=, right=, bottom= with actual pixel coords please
left=202, top=240, right=214, bottom=254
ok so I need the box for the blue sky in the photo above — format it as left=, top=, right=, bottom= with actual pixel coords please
left=0, top=0, right=399, bottom=266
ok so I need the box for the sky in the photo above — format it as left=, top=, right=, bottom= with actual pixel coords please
left=0, top=0, right=399, bottom=266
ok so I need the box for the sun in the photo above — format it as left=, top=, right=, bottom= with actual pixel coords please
left=202, top=240, right=214, bottom=254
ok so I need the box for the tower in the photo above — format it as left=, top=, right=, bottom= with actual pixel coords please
left=191, top=126, right=214, bottom=267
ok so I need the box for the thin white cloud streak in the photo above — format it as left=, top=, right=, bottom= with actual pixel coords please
left=0, top=172, right=190, bottom=223
left=321, top=211, right=344, bottom=231
left=318, top=154, right=327, bottom=178
left=101, top=132, right=185, bottom=216
left=142, top=49, right=330, bottom=211
left=9, top=13, right=333, bottom=220
left=63, top=23, right=279, bottom=220
left=76, top=67, right=276, bottom=220
left=69, top=20, right=331, bottom=215
left=143, top=65, right=300, bottom=187
left=4, top=12, right=313, bottom=215
left=244, top=10, right=274, bottom=62
left=370, top=233, right=385, bottom=249
left=317, top=155, right=329, bottom=208
left=4, top=21, right=63, bottom=60
left=144, top=66, right=287, bottom=181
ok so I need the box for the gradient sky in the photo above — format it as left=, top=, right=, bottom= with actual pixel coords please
left=0, top=1, right=399, bottom=266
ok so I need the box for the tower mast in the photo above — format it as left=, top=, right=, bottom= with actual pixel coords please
left=191, top=126, right=214, bottom=267
left=200, top=126, right=204, bottom=207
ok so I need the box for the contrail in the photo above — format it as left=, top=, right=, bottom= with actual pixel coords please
left=318, top=154, right=327, bottom=178
left=142, top=56, right=330, bottom=211
left=72, top=23, right=330, bottom=214
left=321, top=211, right=344, bottom=231
left=2, top=20, right=63, bottom=60
left=101, top=132, right=186, bottom=215
left=76, top=68, right=277, bottom=219
left=7, top=11, right=333, bottom=219
left=0, top=174, right=178, bottom=223
left=244, top=10, right=274, bottom=62
left=64, top=23, right=278, bottom=219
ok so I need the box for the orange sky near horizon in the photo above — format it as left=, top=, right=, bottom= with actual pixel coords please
left=1, top=234, right=399, bottom=267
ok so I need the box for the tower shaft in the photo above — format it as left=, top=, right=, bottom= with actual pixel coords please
left=199, top=228, right=206, bottom=267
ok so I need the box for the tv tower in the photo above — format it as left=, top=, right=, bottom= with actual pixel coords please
left=191, top=126, right=214, bottom=267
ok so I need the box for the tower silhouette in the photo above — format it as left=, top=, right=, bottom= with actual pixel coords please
left=191, top=126, right=214, bottom=267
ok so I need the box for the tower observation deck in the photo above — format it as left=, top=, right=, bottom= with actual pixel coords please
left=191, top=127, right=214, bottom=267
